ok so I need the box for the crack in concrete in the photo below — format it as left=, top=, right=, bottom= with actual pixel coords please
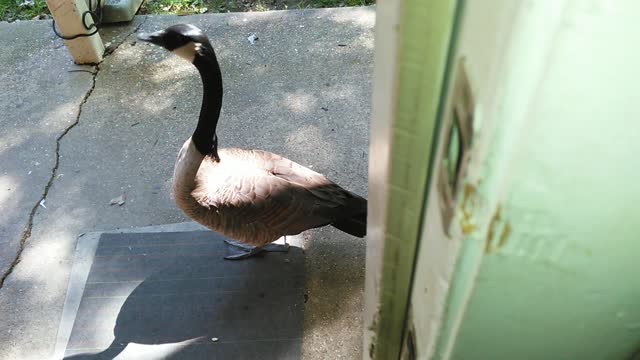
left=0, top=16, right=149, bottom=290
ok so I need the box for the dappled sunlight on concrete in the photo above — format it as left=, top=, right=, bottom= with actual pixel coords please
left=37, top=102, right=79, bottom=131
left=0, top=7, right=372, bottom=359
left=12, top=212, right=88, bottom=293
left=138, top=89, right=183, bottom=116
left=321, top=83, right=357, bottom=102
left=0, top=175, right=19, bottom=211
left=0, top=209, right=92, bottom=359
left=0, top=22, right=97, bottom=307
left=0, top=93, right=80, bottom=157
left=148, top=55, right=197, bottom=84
left=0, top=130, right=29, bottom=157
left=221, top=10, right=291, bottom=26
left=320, top=6, right=375, bottom=28
left=283, top=91, right=318, bottom=114
left=358, top=33, right=375, bottom=50
left=301, top=228, right=366, bottom=359
left=285, top=124, right=336, bottom=167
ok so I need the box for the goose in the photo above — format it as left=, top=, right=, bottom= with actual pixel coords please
left=137, top=24, right=367, bottom=260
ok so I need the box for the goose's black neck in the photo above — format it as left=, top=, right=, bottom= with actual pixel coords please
left=192, top=51, right=223, bottom=161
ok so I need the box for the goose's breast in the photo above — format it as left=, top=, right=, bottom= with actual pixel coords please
left=195, top=152, right=267, bottom=200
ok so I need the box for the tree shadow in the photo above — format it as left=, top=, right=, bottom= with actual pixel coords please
left=0, top=8, right=372, bottom=359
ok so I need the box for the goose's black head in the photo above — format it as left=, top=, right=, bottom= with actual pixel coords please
left=137, top=24, right=214, bottom=63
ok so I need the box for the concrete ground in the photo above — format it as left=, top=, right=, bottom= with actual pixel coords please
left=0, top=7, right=373, bottom=360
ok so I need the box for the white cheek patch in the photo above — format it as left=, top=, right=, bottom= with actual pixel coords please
left=172, top=42, right=202, bottom=62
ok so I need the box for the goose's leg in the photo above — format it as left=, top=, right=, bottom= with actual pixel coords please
left=224, top=239, right=264, bottom=260
left=263, top=235, right=289, bottom=253
left=224, top=245, right=265, bottom=260
left=224, top=238, right=289, bottom=260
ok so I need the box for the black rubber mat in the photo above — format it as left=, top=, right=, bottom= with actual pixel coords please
left=58, top=230, right=304, bottom=360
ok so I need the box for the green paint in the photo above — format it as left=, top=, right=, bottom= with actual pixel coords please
left=442, top=1, right=640, bottom=359
left=433, top=226, right=485, bottom=359
left=371, top=1, right=458, bottom=358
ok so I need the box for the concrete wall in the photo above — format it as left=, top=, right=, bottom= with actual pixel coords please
left=438, top=0, right=640, bottom=358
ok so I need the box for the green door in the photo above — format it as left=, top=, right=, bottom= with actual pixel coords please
left=364, top=0, right=462, bottom=358
left=368, top=1, right=640, bottom=359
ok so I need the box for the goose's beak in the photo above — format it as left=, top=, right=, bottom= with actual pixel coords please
left=137, top=30, right=165, bottom=46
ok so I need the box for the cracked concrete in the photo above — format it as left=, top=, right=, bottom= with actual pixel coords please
left=0, top=20, right=94, bottom=283
left=0, top=8, right=372, bottom=359
left=0, top=16, right=149, bottom=290
left=1, top=53, right=96, bottom=290
left=0, top=17, right=146, bottom=289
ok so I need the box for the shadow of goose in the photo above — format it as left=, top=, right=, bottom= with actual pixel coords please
left=63, top=231, right=304, bottom=360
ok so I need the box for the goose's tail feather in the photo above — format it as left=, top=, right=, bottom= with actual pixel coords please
left=331, top=197, right=367, bottom=237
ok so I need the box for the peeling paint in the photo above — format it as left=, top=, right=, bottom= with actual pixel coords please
left=450, top=1, right=640, bottom=357
left=497, top=223, right=511, bottom=249
left=461, top=222, right=476, bottom=235
left=484, top=205, right=511, bottom=254
left=459, top=183, right=478, bottom=234
left=367, top=308, right=380, bottom=359
left=485, top=206, right=501, bottom=253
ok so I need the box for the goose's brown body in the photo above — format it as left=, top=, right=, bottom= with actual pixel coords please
left=173, top=138, right=367, bottom=247
left=137, top=24, right=367, bottom=249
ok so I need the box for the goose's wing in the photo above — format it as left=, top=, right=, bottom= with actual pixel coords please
left=193, top=150, right=365, bottom=238
left=250, top=149, right=366, bottom=218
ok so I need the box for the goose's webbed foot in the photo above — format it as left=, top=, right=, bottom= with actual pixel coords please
left=223, top=238, right=289, bottom=260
